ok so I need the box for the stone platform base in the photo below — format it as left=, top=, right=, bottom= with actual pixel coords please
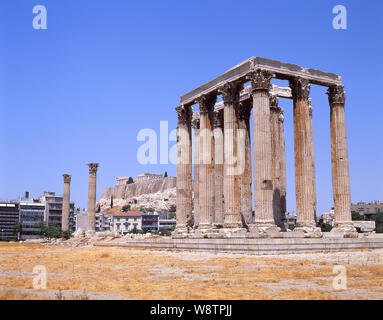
left=94, top=234, right=383, bottom=255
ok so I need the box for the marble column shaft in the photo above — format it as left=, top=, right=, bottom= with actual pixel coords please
left=270, top=97, right=283, bottom=228
left=238, top=101, right=253, bottom=225
left=175, top=105, right=193, bottom=231
left=62, top=174, right=71, bottom=231
left=290, top=78, right=316, bottom=228
left=219, top=82, right=243, bottom=228
left=192, top=113, right=200, bottom=228
left=213, top=109, right=225, bottom=225
left=278, top=108, right=287, bottom=225
left=87, top=163, right=99, bottom=231
left=249, top=70, right=276, bottom=226
left=327, top=86, right=353, bottom=227
left=197, top=95, right=216, bottom=228
left=308, top=99, right=317, bottom=219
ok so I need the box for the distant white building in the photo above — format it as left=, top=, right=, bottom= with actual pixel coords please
left=112, top=212, right=142, bottom=235
left=321, top=209, right=335, bottom=226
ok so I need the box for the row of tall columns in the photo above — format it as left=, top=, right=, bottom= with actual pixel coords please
left=175, top=73, right=355, bottom=236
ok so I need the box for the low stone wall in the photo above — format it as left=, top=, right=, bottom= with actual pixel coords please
left=94, top=234, right=383, bottom=255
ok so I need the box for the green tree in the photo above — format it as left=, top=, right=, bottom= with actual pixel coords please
left=110, top=196, right=114, bottom=208
left=127, top=177, right=134, bottom=184
left=164, top=171, right=168, bottom=178
left=122, top=205, right=131, bottom=212
left=12, top=222, right=22, bottom=240
left=371, top=211, right=383, bottom=233
left=352, top=211, right=363, bottom=221
left=146, top=207, right=155, bottom=213
left=319, top=222, right=333, bottom=232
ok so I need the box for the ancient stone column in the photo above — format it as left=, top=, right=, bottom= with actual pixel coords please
left=308, top=98, right=317, bottom=220
left=269, top=96, right=283, bottom=229
left=238, top=100, right=253, bottom=225
left=218, top=82, right=243, bottom=228
left=248, top=69, right=280, bottom=233
left=174, top=105, right=193, bottom=234
left=327, top=86, right=356, bottom=234
left=192, top=112, right=200, bottom=228
left=213, top=109, right=225, bottom=226
left=87, top=163, right=99, bottom=232
left=278, top=108, right=287, bottom=228
left=62, top=174, right=71, bottom=231
left=289, top=78, right=320, bottom=235
left=196, top=94, right=216, bottom=230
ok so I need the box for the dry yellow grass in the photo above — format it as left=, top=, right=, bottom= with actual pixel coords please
left=0, top=242, right=381, bottom=300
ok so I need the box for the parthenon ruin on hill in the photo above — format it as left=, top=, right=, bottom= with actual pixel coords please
left=173, top=57, right=356, bottom=238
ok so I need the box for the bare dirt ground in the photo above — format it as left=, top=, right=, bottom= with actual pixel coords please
left=0, top=242, right=382, bottom=300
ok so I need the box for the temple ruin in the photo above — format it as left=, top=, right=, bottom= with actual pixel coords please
left=174, top=57, right=356, bottom=238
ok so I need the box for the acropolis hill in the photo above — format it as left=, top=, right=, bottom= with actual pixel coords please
left=97, top=174, right=176, bottom=212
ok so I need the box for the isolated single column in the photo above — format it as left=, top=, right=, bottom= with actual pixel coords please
left=327, top=86, right=356, bottom=235
left=87, top=163, right=99, bottom=232
left=62, top=174, right=71, bottom=231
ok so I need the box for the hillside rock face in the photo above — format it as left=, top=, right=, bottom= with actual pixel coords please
left=98, top=177, right=176, bottom=211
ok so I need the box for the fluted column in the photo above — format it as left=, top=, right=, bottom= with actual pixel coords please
left=192, top=112, right=200, bottom=228
left=290, top=78, right=319, bottom=233
left=248, top=69, right=280, bottom=233
left=278, top=108, right=287, bottom=227
left=62, top=174, right=71, bottom=231
left=219, top=82, right=243, bottom=228
left=174, top=105, right=193, bottom=234
left=196, top=94, right=216, bottom=229
left=308, top=99, right=317, bottom=220
left=269, top=96, right=283, bottom=229
left=327, top=86, right=356, bottom=234
left=238, top=100, right=253, bottom=225
left=87, top=163, right=99, bottom=232
left=213, top=109, right=225, bottom=226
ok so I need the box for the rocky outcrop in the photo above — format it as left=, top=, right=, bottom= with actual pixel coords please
left=98, top=177, right=176, bottom=211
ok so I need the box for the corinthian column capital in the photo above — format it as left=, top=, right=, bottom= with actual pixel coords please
left=218, top=81, right=243, bottom=105
left=195, top=94, right=217, bottom=114
left=88, top=163, right=99, bottom=175
left=289, top=77, right=311, bottom=100
left=269, top=94, right=279, bottom=110
left=247, top=69, right=274, bottom=92
left=63, top=174, right=72, bottom=183
left=176, top=105, right=192, bottom=126
left=327, top=85, right=346, bottom=105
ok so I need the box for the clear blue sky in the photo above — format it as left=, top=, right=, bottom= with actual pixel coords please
left=0, top=0, right=382, bottom=214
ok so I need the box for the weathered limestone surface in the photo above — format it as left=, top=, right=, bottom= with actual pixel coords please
left=238, top=101, right=253, bottom=225
left=197, top=95, right=216, bottom=229
left=219, top=82, right=243, bottom=228
left=248, top=70, right=280, bottom=233
left=328, top=86, right=356, bottom=235
left=192, top=113, right=200, bottom=227
left=174, top=105, right=193, bottom=235
left=290, top=78, right=319, bottom=236
left=62, top=174, right=71, bottom=231
left=270, top=98, right=283, bottom=229
left=278, top=109, right=287, bottom=227
left=213, top=110, right=224, bottom=226
left=87, top=163, right=99, bottom=232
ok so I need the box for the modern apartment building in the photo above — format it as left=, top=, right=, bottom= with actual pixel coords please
left=351, top=201, right=383, bottom=218
left=19, top=200, right=45, bottom=240
left=41, top=192, right=75, bottom=232
left=0, top=203, right=20, bottom=241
